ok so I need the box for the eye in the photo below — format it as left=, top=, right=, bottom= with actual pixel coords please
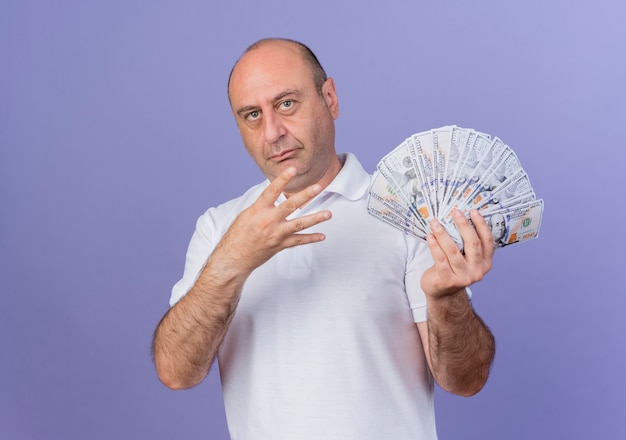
left=245, top=110, right=260, bottom=121
left=279, top=100, right=294, bottom=110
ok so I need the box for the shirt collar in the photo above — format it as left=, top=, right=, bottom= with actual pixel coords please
left=275, top=153, right=371, bottom=205
left=323, top=153, right=371, bottom=201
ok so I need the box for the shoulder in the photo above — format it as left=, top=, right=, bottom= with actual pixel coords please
left=212, top=180, right=268, bottom=215
left=196, top=180, right=269, bottom=238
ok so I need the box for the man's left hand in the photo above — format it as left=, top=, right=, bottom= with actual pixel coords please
left=421, top=209, right=495, bottom=299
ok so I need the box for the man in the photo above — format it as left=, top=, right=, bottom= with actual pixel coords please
left=152, top=38, right=496, bottom=439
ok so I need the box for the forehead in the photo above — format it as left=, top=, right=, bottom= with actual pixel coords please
left=228, top=42, right=314, bottom=106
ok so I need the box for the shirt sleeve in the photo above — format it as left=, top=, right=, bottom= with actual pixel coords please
left=404, top=238, right=474, bottom=323
left=404, top=239, right=433, bottom=323
left=169, top=212, right=219, bottom=306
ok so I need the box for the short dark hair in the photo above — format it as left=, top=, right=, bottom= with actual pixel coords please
left=227, top=38, right=328, bottom=102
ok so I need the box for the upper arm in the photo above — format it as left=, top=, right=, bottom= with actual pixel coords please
left=416, top=321, right=434, bottom=374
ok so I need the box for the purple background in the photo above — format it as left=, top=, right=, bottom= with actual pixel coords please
left=2, top=1, right=624, bottom=439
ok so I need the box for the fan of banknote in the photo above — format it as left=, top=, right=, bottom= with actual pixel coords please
left=367, top=125, right=544, bottom=249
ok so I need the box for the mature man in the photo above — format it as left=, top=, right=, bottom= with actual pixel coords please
left=153, top=38, right=496, bottom=439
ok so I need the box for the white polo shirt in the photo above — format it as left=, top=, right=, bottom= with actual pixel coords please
left=171, top=153, right=438, bottom=439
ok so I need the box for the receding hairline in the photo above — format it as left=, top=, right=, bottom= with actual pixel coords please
left=227, top=38, right=328, bottom=104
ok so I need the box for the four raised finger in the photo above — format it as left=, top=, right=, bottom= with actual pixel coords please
left=252, top=167, right=333, bottom=247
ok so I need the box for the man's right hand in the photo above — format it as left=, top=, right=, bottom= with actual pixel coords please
left=213, top=166, right=333, bottom=276
left=153, top=167, right=332, bottom=389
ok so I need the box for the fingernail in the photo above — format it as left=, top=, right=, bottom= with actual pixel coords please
left=430, top=218, right=442, bottom=231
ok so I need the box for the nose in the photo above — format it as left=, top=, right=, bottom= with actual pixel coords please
left=262, top=111, right=287, bottom=145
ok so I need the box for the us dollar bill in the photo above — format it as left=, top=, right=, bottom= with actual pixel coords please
left=481, top=199, right=544, bottom=248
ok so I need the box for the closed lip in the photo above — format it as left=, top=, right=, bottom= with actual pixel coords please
left=270, top=149, right=298, bottom=162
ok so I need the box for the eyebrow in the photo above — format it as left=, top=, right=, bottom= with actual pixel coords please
left=235, top=89, right=302, bottom=117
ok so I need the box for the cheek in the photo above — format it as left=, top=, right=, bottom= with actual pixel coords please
left=239, top=131, right=264, bottom=157
left=304, top=113, right=334, bottom=146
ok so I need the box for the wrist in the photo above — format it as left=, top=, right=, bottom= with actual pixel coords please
left=426, top=289, right=472, bottom=318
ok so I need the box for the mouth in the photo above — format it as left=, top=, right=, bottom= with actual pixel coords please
left=270, top=149, right=298, bottom=162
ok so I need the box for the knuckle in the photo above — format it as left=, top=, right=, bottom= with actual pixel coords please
left=283, top=201, right=297, bottom=212
left=447, top=244, right=462, bottom=257
left=265, top=183, right=281, bottom=198
left=466, top=236, right=481, bottom=249
left=470, top=266, right=488, bottom=283
left=459, top=273, right=472, bottom=286
left=256, top=213, right=274, bottom=230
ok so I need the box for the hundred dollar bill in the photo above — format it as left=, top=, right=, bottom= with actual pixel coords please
left=368, top=170, right=429, bottom=230
left=367, top=195, right=428, bottom=240
left=441, top=131, right=489, bottom=214
left=369, top=173, right=464, bottom=245
left=481, top=199, right=544, bottom=248
left=481, top=192, right=537, bottom=215
left=443, top=136, right=507, bottom=219
left=441, top=126, right=472, bottom=204
left=473, top=169, right=535, bottom=213
left=377, top=140, right=431, bottom=225
left=408, top=131, right=437, bottom=216
left=457, top=145, right=522, bottom=216
left=432, top=126, right=455, bottom=217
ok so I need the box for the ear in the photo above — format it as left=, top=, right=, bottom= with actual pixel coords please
left=322, top=78, right=340, bottom=119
